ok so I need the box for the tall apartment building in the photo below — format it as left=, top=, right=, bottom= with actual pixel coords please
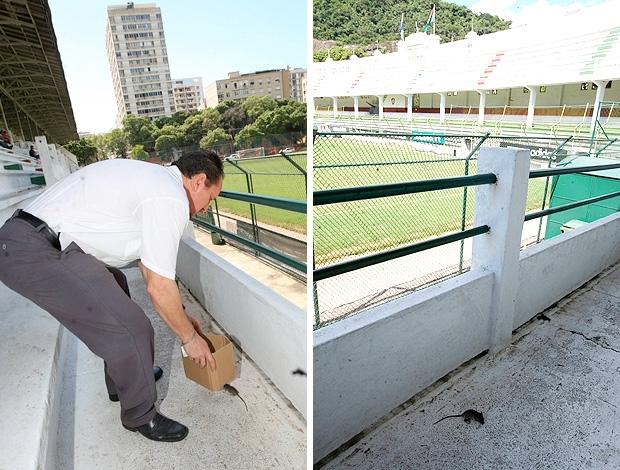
left=204, top=68, right=293, bottom=108
left=289, top=67, right=307, bottom=103
left=172, top=77, right=205, bottom=113
left=105, top=2, right=175, bottom=128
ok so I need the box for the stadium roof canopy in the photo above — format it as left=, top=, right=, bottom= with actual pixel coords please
left=0, top=0, right=78, bottom=143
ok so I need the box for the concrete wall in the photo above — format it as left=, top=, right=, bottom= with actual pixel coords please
left=313, top=147, right=620, bottom=462
left=515, top=211, right=620, bottom=328
left=176, top=239, right=307, bottom=419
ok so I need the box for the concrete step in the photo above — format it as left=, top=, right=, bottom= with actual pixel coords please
left=0, top=281, right=67, bottom=469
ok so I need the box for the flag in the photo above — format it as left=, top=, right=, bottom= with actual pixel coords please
left=399, top=13, right=405, bottom=40
left=423, top=4, right=435, bottom=34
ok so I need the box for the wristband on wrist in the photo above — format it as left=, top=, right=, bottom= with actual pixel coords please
left=181, top=330, right=197, bottom=346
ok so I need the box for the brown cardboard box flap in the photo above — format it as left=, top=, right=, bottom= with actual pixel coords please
left=182, top=333, right=236, bottom=391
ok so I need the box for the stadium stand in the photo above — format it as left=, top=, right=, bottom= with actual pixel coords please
left=312, top=0, right=620, bottom=137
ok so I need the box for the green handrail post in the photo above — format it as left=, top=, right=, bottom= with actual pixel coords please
left=459, top=132, right=490, bottom=273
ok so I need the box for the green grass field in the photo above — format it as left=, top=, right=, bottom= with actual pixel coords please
left=215, top=154, right=307, bottom=234
left=314, top=137, right=548, bottom=265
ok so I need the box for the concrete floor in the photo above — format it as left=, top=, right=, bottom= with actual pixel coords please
left=319, top=260, right=620, bottom=469
left=56, top=265, right=306, bottom=469
left=54, top=233, right=308, bottom=469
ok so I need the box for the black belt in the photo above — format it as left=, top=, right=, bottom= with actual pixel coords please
left=12, top=209, right=61, bottom=250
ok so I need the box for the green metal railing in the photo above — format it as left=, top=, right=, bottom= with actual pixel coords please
left=193, top=152, right=307, bottom=280
left=525, top=161, right=620, bottom=222
left=193, top=190, right=306, bottom=274
left=313, top=130, right=620, bottom=328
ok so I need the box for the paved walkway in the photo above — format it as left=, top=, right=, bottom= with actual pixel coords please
left=320, top=259, right=620, bottom=469
left=58, top=263, right=307, bottom=469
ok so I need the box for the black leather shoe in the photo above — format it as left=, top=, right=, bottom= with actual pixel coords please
left=123, top=412, right=189, bottom=442
left=109, top=366, right=164, bottom=402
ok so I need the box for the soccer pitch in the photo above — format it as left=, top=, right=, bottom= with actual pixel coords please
left=217, top=154, right=307, bottom=234
left=313, top=137, right=547, bottom=265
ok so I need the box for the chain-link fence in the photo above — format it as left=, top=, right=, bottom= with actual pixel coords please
left=313, top=131, right=620, bottom=328
left=194, top=151, right=307, bottom=280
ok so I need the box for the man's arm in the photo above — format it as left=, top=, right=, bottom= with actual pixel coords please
left=138, top=261, right=216, bottom=370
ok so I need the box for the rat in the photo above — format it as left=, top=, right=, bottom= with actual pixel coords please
left=433, top=409, right=484, bottom=425
left=223, top=383, right=248, bottom=411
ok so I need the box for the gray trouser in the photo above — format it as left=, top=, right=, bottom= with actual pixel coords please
left=0, top=217, right=157, bottom=427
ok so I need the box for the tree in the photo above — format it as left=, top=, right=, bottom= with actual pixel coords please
left=215, top=100, right=238, bottom=115
left=103, top=128, right=130, bottom=159
left=130, top=144, right=149, bottom=160
left=313, top=46, right=365, bottom=62
left=153, top=111, right=189, bottom=129
left=123, top=114, right=156, bottom=152
left=199, top=128, right=232, bottom=148
left=154, top=134, right=177, bottom=153
left=312, top=0, right=511, bottom=53
left=200, top=107, right=222, bottom=132
left=279, top=100, right=307, bottom=132
left=62, top=137, right=99, bottom=166
left=221, top=105, right=251, bottom=138
left=241, top=96, right=278, bottom=121
left=235, top=122, right=263, bottom=143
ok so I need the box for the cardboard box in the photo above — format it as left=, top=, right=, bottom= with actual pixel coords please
left=182, top=333, right=236, bottom=391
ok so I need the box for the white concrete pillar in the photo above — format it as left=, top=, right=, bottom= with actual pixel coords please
left=377, top=95, right=384, bottom=120
left=590, top=80, right=608, bottom=135
left=405, top=94, right=413, bottom=121
left=477, top=90, right=487, bottom=126
left=472, top=147, right=530, bottom=351
left=331, top=97, right=338, bottom=117
left=353, top=96, right=359, bottom=118
left=36, top=135, right=60, bottom=186
left=526, top=86, right=537, bottom=129
left=438, top=92, right=446, bottom=123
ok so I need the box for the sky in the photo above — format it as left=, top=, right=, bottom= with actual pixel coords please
left=48, top=0, right=308, bottom=135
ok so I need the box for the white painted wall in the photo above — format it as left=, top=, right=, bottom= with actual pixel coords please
left=313, top=147, right=620, bottom=462
left=515, top=211, right=620, bottom=328
left=176, top=239, right=307, bottom=419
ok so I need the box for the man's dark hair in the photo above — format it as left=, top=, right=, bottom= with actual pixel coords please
left=172, top=149, right=224, bottom=186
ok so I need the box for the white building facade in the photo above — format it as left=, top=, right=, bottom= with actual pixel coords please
left=204, top=68, right=298, bottom=108
left=172, top=77, right=205, bottom=113
left=105, top=2, right=175, bottom=127
left=289, top=67, right=307, bottom=103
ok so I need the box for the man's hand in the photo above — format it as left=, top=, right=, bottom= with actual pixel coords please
left=183, top=312, right=216, bottom=371
left=183, top=334, right=217, bottom=371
